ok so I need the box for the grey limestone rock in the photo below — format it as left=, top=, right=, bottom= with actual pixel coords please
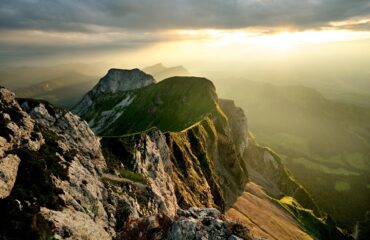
left=73, top=68, right=155, bottom=116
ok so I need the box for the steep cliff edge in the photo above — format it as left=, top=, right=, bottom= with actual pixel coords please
left=101, top=112, right=249, bottom=213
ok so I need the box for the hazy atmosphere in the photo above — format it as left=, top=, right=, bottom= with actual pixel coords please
left=1, top=1, right=370, bottom=100
left=0, top=1, right=369, bottom=240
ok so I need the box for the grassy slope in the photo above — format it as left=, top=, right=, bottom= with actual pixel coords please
left=277, top=196, right=350, bottom=240
left=85, top=77, right=221, bottom=136
left=226, top=182, right=314, bottom=240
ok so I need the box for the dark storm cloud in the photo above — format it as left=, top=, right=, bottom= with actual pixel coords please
left=0, top=0, right=370, bottom=32
left=1, top=0, right=370, bottom=65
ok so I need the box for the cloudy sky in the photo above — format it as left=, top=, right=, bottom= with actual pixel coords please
left=0, top=0, right=370, bottom=67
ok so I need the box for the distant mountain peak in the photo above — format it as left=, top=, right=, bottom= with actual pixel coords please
left=151, top=63, right=165, bottom=67
left=73, top=68, right=155, bottom=116
left=94, top=68, right=155, bottom=94
left=143, top=63, right=190, bottom=80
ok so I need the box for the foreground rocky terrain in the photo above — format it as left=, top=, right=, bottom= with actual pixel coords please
left=0, top=69, right=352, bottom=239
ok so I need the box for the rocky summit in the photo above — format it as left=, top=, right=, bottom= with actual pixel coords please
left=91, top=68, right=155, bottom=94
left=73, top=68, right=155, bottom=116
left=0, top=68, right=353, bottom=240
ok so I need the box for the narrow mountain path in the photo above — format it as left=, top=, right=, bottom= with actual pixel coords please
left=101, top=174, right=147, bottom=189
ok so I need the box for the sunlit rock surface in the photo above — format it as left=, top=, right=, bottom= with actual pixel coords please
left=0, top=87, right=43, bottom=199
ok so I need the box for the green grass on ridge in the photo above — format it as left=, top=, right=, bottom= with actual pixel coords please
left=84, top=76, right=221, bottom=136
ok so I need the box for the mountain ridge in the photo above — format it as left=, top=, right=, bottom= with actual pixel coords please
left=0, top=68, right=352, bottom=239
left=73, top=68, right=349, bottom=239
left=75, top=73, right=221, bottom=136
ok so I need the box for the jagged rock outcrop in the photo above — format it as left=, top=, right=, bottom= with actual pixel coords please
left=20, top=99, right=112, bottom=238
left=0, top=88, right=43, bottom=199
left=0, top=90, right=157, bottom=239
left=120, top=208, right=251, bottom=240
left=73, top=68, right=155, bottom=116
left=0, top=94, right=116, bottom=239
left=101, top=130, right=178, bottom=219
left=167, top=208, right=250, bottom=240
left=90, top=68, right=155, bottom=95
left=0, top=88, right=206, bottom=239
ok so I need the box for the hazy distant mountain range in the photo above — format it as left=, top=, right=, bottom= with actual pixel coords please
left=0, top=63, right=106, bottom=108
left=143, top=63, right=190, bottom=81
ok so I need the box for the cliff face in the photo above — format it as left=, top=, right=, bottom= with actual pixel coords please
left=218, top=99, right=248, bottom=156
left=167, top=113, right=249, bottom=209
left=101, top=110, right=249, bottom=214
left=100, top=130, right=179, bottom=218
left=0, top=88, right=113, bottom=239
left=0, top=88, right=43, bottom=200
